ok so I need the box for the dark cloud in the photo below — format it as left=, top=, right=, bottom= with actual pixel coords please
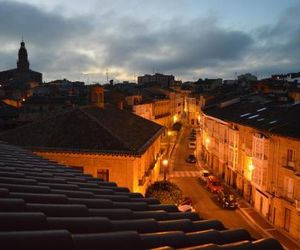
left=98, top=17, right=253, bottom=76
left=0, top=1, right=91, bottom=46
left=0, top=1, right=299, bottom=81
left=0, top=1, right=94, bottom=79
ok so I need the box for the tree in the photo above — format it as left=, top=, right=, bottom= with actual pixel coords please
left=145, top=180, right=183, bottom=205
left=172, top=122, right=182, bottom=131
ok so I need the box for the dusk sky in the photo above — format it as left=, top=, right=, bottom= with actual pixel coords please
left=0, top=0, right=299, bottom=82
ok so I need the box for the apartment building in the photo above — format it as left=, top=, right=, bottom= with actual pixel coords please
left=200, top=95, right=300, bottom=240
left=126, top=87, right=184, bottom=129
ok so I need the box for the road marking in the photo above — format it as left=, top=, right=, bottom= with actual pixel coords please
left=169, top=171, right=200, bottom=178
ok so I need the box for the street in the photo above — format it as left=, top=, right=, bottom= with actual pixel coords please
left=169, top=126, right=262, bottom=240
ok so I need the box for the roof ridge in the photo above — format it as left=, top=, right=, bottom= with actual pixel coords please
left=79, top=107, right=133, bottom=151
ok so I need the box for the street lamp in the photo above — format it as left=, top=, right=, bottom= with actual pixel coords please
left=162, top=159, right=169, bottom=181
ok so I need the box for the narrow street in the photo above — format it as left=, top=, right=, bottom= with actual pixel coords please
left=169, top=125, right=262, bottom=240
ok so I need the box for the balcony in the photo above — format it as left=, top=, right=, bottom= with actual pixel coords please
left=138, top=176, right=146, bottom=186
left=154, top=112, right=171, bottom=119
left=139, top=159, right=158, bottom=186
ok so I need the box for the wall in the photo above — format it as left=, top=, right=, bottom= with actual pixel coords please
left=201, top=110, right=300, bottom=241
left=35, top=135, right=162, bottom=195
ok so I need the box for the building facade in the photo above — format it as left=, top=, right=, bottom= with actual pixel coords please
left=200, top=97, right=300, bottom=240
left=35, top=133, right=162, bottom=194
left=137, top=73, right=175, bottom=88
left=0, top=86, right=164, bottom=194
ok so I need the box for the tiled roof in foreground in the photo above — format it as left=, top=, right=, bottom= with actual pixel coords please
left=0, top=141, right=283, bottom=250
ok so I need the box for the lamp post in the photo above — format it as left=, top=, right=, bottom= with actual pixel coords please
left=167, top=130, right=172, bottom=154
left=162, top=159, right=169, bottom=181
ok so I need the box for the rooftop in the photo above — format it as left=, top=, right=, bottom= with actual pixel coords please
left=0, top=141, right=283, bottom=250
left=0, top=105, right=164, bottom=155
left=203, top=96, right=300, bottom=139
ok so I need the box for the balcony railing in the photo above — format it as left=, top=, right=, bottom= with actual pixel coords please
left=139, top=159, right=158, bottom=186
left=154, top=112, right=171, bottom=119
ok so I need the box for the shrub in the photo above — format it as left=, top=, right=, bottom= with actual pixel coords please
left=172, top=122, right=182, bottom=131
left=145, top=180, right=183, bottom=205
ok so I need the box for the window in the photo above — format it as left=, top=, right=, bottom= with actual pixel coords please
left=287, top=149, right=295, bottom=162
left=97, top=169, right=109, bottom=182
left=284, top=208, right=291, bottom=232
left=72, top=166, right=84, bottom=172
left=283, top=176, right=294, bottom=199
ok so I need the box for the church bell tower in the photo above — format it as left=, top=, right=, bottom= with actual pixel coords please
left=17, top=40, right=30, bottom=72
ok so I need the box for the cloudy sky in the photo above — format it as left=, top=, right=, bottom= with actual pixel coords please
left=0, top=0, right=299, bottom=82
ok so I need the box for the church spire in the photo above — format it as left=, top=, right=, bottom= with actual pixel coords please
left=17, top=40, right=29, bottom=71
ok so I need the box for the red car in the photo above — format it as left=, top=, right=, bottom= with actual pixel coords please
left=206, top=175, right=223, bottom=193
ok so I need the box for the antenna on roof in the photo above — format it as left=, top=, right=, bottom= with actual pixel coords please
left=106, top=68, right=109, bottom=84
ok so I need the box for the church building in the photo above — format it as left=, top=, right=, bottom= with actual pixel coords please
left=0, top=40, right=42, bottom=88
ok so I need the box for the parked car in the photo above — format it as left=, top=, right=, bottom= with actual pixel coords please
left=217, top=190, right=238, bottom=208
left=178, top=196, right=195, bottom=212
left=188, top=136, right=196, bottom=141
left=186, top=154, right=196, bottom=163
left=188, top=142, right=196, bottom=149
left=206, top=175, right=223, bottom=193
left=190, top=131, right=196, bottom=136
left=199, top=169, right=210, bottom=183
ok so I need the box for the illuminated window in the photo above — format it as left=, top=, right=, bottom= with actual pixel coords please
left=97, top=169, right=109, bottom=182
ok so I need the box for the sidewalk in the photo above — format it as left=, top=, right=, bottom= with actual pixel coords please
left=197, top=156, right=300, bottom=250
left=238, top=200, right=300, bottom=250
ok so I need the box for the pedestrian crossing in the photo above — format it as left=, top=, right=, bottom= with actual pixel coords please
left=169, top=171, right=200, bottom=178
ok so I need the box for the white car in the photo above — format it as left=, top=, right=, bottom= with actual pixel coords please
left=188, top=142, right=196, bottom=149
left=199, top=169, right=210, bottom=183
left=178, top=204, right=195, bottom=212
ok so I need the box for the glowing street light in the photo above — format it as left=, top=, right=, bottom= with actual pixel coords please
left=162, top=159, right=169, bottom=181
left=162, top=159, right=169, bottom=166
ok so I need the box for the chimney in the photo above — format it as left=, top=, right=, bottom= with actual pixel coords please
left=90, top=85, right=104, bottom=108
